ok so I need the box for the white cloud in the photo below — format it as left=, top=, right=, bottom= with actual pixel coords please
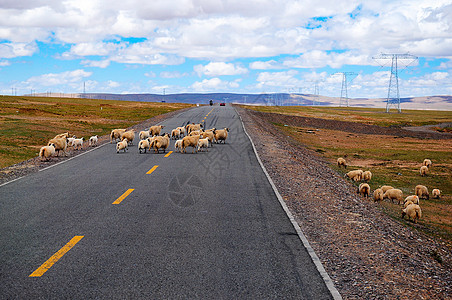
left=82, top=59, right=111, bottom=68
left=0, top=42, right=37, bottom=58
left=27, top=69, right=92, bottom=86
left=194, top=62, right=248, bottom=77
left=160, top=71, right=189, bottom=78
left=191, top=78, right=239, bottom=92
left=249, top=60, right=282, bottom=70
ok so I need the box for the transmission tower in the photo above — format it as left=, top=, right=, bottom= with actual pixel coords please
left=373, top=53, right=418, bottom=113
left=333, top=72, right=357, bottom=107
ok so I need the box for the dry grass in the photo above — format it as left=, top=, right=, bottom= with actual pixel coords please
left=247, top=105, right=452, bottom=244
left=0, top=95, right=192, bottom=168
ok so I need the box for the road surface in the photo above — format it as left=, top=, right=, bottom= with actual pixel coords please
left=1, top=105, right=335, bottom=299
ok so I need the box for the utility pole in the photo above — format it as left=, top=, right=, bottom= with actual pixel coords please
left=333, top=72, right=357, bottom=107
left=373, top=53, right=418, bottom=113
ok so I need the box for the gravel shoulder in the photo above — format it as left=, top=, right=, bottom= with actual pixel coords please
left=237, top=107, right=451, bottom=299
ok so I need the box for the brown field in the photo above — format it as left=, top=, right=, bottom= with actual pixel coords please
left=244, top=105, right=452, bottom=243
left=0, top=96, right=192, bottom=168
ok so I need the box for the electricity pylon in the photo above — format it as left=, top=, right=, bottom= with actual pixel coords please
left=373, top=53, right=418, bottom=113
left=333, top=72, right=357, bottom=107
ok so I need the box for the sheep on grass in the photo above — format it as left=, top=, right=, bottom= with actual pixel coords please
left=39, top=143, right=56, bottom=161
left=402, top=204, right=422, bottom=223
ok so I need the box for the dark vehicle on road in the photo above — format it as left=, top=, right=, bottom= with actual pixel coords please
left=209, top=100, right=213, bottom=106
left=220, top=102, right=225, bottom=106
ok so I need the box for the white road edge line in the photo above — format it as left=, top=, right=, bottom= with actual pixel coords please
left=237, top=110, right=342, bottom=300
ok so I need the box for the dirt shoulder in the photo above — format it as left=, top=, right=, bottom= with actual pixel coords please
left=237, top=107, right=451, bottom=299
left=0, top=108, right=190, bottom=186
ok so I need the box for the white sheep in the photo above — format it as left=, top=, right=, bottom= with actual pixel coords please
left=72, top=137, right=84, bottom=150
left=181, top=134, right=201, bottom=153
left=200, top=131, right=215, bottom=147
left=404, top=195, right=420, bottom=205
left=420, top=165, right=428, bottom=176
left=89, top=135, right=98, bottom=146
left=197, top=137, right=209, bottom=152
left=149, top=133, right=170, bottom=153
left=149, top=125, right=164, bottom=136
left=362, top=170, right=372, bottom=182
left=121, top=130, right=135, bottom=145
left=373, top=188, right=384, bottom=202
left=423, top=159, right=432, bottom=168
left=432, top=188, right=441, bottom=199
left=138, top=138, right=151, bottom=154
left=174, top=139, right=183, bottom=152
left=139, top=130, right=150, bottom=140
left=171, top=129, right=181, bottom=140
left=214, top=128, right=229, bottom=144
left=358, top=183, right=370, bottom=198
left=176, top=126, right=186, bottom=137
left=116, top=139, right=128, bottom=153
left=345, top=169, right=363, bottom=182
left=402, top=204, right=422, bottom=223
left=415, top=185, right=429, bottom=200
left=39, top=143, right=55, bottom=161
left=111, top=129, right=126, bottom=143
left=67, top=136, right=77, bottom=148
left=380, top=185, right=394, bottom=193
left=48, top=137, right=68, bottom=156
left=383, top=188, right=404, bottom=205
left=337, top=157, right=347, bottom=168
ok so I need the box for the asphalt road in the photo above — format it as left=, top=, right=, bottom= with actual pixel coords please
left=0, top=105, right=334, bottom=299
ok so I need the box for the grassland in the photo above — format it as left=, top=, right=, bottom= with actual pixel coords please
left=246, top=105, right=452, bottom=128
left=244, top=105, right=452, bottom=243
left=0, top=96, right=192, bottom=168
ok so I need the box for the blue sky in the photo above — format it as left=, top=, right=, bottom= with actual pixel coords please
left=1, top=0, right=451, bottom=104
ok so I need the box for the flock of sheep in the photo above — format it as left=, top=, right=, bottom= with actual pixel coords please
left=39, top=133, right=98, bottom=161
left=111, top=123, right=230, bottom=154
left=338, top=157, right=441, bottom=224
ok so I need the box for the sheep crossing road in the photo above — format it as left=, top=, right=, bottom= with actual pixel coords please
left=0, top=105, right=335, bottom=299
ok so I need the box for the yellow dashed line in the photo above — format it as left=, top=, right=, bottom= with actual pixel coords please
left=146, top=165, right=159, bottom=175
left=113, top=188, right=134, bottom=204
left=164, top=151, right=173, bottom=158
left=29, top=236, right=84, bottom=277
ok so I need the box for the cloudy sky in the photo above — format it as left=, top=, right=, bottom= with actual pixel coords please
left=1, top=0, right=451, bottom=100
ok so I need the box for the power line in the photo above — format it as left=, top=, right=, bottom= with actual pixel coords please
left=332, top=72, right=357, bottom=107
left=373, top=53, right=418, bottom=113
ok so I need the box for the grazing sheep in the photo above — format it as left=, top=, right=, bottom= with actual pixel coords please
left=139, top=130, right=150, bottom=140
left=39, top=143, right=55, bottom=161
left=72, top=137, right=84, bottom=150
left=197, top=138, right=209, bottom=152
left=345, top=169, right=363, bottom=182
left=423, top=159, right=432, bottom=168
left=383, top=188, right=404, bottom=205
left=181, top=134, right=201, bottom=153
left=214, top=128, right=229, bottom=144
left=358, top=183, right=370, bottom=198
left=89, top=135, right=98, bottom=146
left=432, top=188, right=441, bottom=199
left=337, top=157, right=347, bottom=168
left=149, top=125, right=164, bottom=136
left=380, top=185, right=394, bottom=193
left=121, top=130, right=135, bottom=145
left=415, top=185, right=429, bottom=200
left=402, top=204, right=422, bottom=223
left=174, top=139, right=183, bottom=152
left=420, top=165, right=428, bottom=176
left=404, top=195, right=420, bottom=205
left=111, top=129, right=126, bottom=143
left=138, top=138, right=151, bottom=154
left=171, top=129, right=181, bottom=140
left=149, top=133, right=170, bottom=153
left=403, top=200, right=414, bottom=209
left=362, top=170, right=372, bottom=182
left=373, top=188, right=384, bottom=202
left=116, top=139, right=128, bottom=153
left=48, top=137, right=68, bottom=156
left=176, top=126, right=186, bottom=137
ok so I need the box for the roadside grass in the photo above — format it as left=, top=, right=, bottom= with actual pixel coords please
left=0, top=96, right=192, bottom=168
left=245, top=105, right=452, bottom=128
left=272, top=119, right=452, bottom=245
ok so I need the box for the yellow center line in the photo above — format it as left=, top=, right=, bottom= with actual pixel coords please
left=29, top=235, right=84, bottom=277
left=164, top=151, right=173, bottom=158
left=146, top=165, right=159, bottom=175
left=112, top=188, right=134, bottom=205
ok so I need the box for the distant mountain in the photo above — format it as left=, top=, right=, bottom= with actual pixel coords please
left=30, top=92, right=452, bottom=110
